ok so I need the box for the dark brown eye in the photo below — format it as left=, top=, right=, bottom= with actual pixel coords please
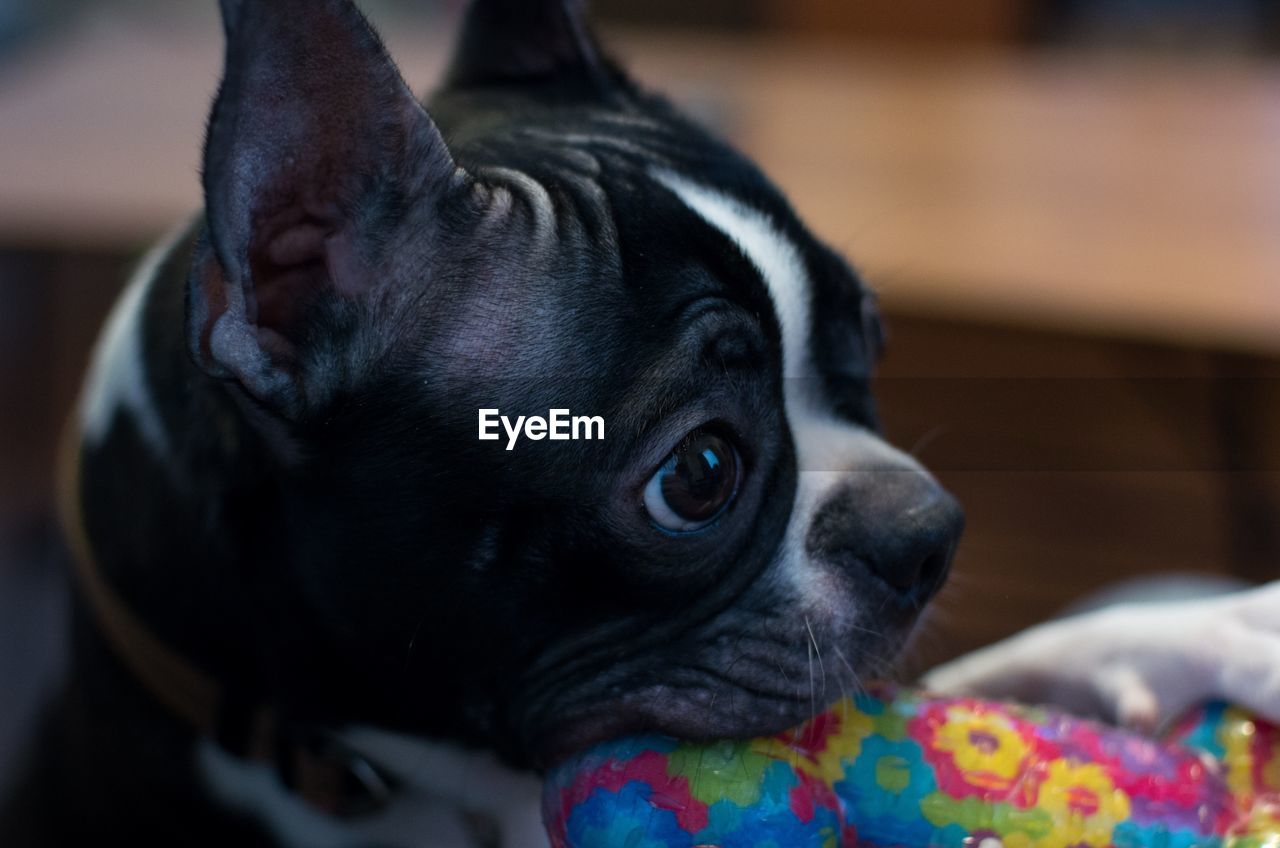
left=643, top=430, right=740, bottom=533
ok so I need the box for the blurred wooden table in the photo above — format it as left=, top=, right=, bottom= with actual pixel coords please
left=642, top=41, right=1280, bottom=356
left=2, top=10, right=1279, bottom=667
left=3, top=12, right=1280, bottom=352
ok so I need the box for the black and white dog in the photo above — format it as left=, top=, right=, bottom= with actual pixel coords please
left=7, top=0, right=1280, bottom=845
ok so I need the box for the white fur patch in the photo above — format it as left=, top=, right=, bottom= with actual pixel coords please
left=79, top=227, right=184, bottom=454
left=198, top=733, right=545, bottom=848
left=652, top=169, right=937, bottom=607
left=198, top=740, right=474, bottom=848
left=341, top=729, right=545, bottom=845
left=923, top=582, right=1280, bottom=732
left=650, top=169, right=812, bottom=389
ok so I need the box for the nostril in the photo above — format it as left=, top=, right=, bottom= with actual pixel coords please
left=869, top=543, right=951, bottom=596
left=872, top=549, right=926, bottom=592
left=862, top=507, right=962, bottom=596
left=866, top=539, right=955, bottom=600
left=914, top=546, right=954, bottom=600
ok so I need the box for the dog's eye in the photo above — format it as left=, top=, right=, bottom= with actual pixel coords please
left=644, top=430, right=740, bottom=533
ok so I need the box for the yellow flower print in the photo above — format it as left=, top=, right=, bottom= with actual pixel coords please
left=1222, top=708, right=1260, bottom=798
left=1031, top=760, right=1130, bottom=848
left=753, top=697, right=875, bottom=786
left=931, top=706, right=1033, bottom=795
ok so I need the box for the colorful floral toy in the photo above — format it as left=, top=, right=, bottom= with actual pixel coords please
left=543, top=687, right=1280, bottom=848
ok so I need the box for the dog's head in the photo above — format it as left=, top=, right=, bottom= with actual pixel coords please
left=189, top=0, right=963, bottom=765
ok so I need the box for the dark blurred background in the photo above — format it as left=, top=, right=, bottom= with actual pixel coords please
left=2, top=0, right=1280, bottom=756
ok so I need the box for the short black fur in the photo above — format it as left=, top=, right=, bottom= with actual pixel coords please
left=2, top=1, right=963, bottom=844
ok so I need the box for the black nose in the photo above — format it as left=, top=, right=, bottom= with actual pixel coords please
left=807, top=470, right=965, bottom=601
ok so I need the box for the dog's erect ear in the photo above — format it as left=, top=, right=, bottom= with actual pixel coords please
left=191, top=0, right=461, bottom=418
left=445, top=0, right=617, bottom=95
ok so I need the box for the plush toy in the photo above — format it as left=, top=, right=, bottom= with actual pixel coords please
left=543, top=686, right=1280, bottom=848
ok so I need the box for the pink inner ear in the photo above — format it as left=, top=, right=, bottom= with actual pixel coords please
left=266, top=222, right=329, bottom=267
left=250, top=219, right=334, bottom=342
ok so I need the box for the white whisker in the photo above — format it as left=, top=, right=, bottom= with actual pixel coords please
left=804, top=616, right=827, bottom=699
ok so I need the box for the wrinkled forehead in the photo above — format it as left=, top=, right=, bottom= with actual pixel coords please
left=421, top=87, right=879, bottom=430
left=431, top=100, right=806, bottom=354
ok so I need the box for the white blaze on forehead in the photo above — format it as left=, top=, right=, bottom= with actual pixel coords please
left=79, top=226, right=183, bottom=455
left=652, top=168, right=936, bottom=610
left=651, top=168, right=813, bottom=389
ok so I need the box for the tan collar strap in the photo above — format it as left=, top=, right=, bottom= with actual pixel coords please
left=54, top=424, right=394, bottom=817
left=56, top=425, right=224, bottom=735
